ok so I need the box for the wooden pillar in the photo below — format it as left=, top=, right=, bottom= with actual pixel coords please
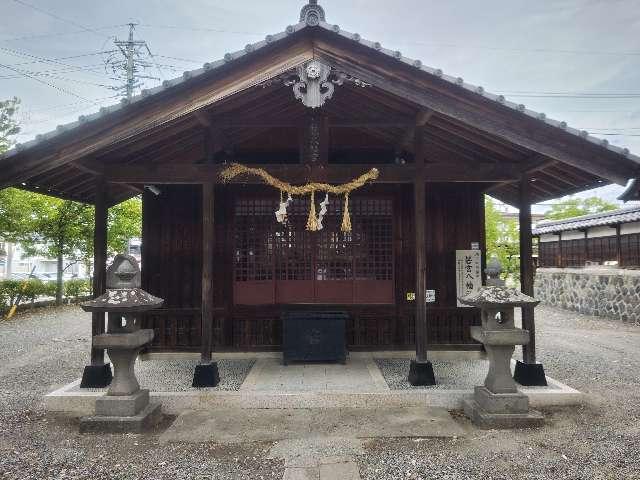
left=91, top=177, right=108, bottom=365
left=616, top=224, right=622, bottom=267
left=519, top=175, right=536, bottom=364
left=414, top=125, right=428, bottom=363
left=558, top=232, right=563, bottom=268
left=583, top=230, right=589, bottom=264
left=200, top=182, right=215, bottom=364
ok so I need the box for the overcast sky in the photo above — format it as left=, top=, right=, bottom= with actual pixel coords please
left=2, top=0, right=639, bottom=212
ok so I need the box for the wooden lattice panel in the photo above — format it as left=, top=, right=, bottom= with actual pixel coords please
left=233, top=195, right=394, bottom=304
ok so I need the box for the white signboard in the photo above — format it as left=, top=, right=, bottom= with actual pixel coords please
left=426, top=290, right=436, bottom=303
left=456, top=250, right=482, bottom=307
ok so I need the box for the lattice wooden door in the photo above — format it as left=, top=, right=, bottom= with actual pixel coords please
left=233, top=195, right=394, bottom=305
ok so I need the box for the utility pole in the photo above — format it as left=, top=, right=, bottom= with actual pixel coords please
left=105, top=23, right=161, bottom=101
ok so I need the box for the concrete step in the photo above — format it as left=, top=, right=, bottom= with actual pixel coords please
left=159, top=407, right=465, bottom=444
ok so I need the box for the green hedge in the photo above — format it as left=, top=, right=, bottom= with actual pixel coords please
left=0, top=278, right=91, bottom=311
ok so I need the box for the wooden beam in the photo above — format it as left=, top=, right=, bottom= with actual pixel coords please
left=91, top=177, right=108, bottom=366
left=0, top=39, right=315, bottom=188
left=218, top=118, right=412, bottom=128
left=397, top=109, right=433, bottom=151
left=314, top=43, right=638, bottom=185
left=519, top=175, right=536, bottom=364
left=431, top=117, right=530, bottom=159
left=104, top=162, right=521, bottom=184
left=414, top=124, right=428, bottom=362
left=200, top=183, right=215, bottom=364
left=194, top=110, right=212, bottom=129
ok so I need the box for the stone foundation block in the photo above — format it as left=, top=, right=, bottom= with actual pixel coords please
left=80, top=363, right=112, bottom=388
left=474, top=386, right=529, bottom=414
left=192, top=362, right=220, bottom=388
left=514, top=361, right=548, bottom=386
left=80, top=403, right=162, bottom=434
left=463, top=398, right=544, bottom=429
left=408, top=360, right=436, bottom=386
left=95, top=389, right=149, bottom=417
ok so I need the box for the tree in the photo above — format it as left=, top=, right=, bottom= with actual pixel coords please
left=17, top=194, right=94, bottom=305
left=0, top=97, right=20, bottom=153
left=77, top=196, right=143, bottom=279
left=108, top=197, right=142, bottom=255
left=0, top=190, right=142, bottom=305
left=545, top=197, right=617, bottom=221
left=0, top=97, right=21, bottom=278
left=485, top=196, right=520, bottom=283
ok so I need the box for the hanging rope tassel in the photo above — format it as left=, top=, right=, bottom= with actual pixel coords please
left=306, top=190, right=319, bottom=231
left=341, top=192, right=352, bottom=233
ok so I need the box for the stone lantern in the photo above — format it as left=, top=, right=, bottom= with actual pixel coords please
left=79, top=254, right=164, bottom=433
left=458, top=259, right=544, bottom=428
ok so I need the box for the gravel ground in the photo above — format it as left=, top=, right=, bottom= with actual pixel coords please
left=360, top=307, right=640, bottom=480
left=70, top=359, right=255, bottom=393
left=375, top=359, right=488, bottom=390
left=0, top=304, right=639, bottom=479
left=0, top=306, right=283, bottom=479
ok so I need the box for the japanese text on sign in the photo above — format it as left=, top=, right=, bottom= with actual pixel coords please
left=456, top=249, right=482, bottom=307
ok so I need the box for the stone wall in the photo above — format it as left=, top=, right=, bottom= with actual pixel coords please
left=535, top=267, right=640, bottom=323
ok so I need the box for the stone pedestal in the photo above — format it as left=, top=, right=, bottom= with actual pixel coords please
left=80, top=330, right=162, bottom=433
left=408, top=360, right=436, bottom=386
left=459, top=282, right=544, bottom=429
left=93, top=329, right=154, bottom=396
left=463, top=386, right=543, bottom=429
left=80, top=403, right=162, bottom=434
left=79, top=255, right=164, bottom=433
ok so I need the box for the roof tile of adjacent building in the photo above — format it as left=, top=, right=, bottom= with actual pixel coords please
left=2, top=1, right=639, bottom=166
left=533, top=205, right=640, bottom=235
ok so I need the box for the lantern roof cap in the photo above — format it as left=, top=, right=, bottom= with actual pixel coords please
left=81, top=255, right=164, bottom=313
left=459, top=286, right=539, bottom=308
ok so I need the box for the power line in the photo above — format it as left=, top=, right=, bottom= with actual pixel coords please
left=0, top=68, right=117, bottom=89
left=1, top=24, right=128, bottom=43
left=0, top=46, right=114, bottom=77
left=23, top=95, right=119, bottom=114
left=138, top=23, right=264, bottom=37
left=0, top=64, right=110, bottom=79
left=498, top=92, right=640, bottom=99
left=11, top=0, right=111, bottom=39
left=396, top=40, right=640, bottom=57
left=7, top=50, right=117, bottom=67
left=0, top=61, right=98, bottom=104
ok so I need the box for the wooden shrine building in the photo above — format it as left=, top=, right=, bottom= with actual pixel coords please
left=2, top=1, right=640, bottom=385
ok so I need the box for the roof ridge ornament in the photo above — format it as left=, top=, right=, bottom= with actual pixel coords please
left=261, top=61, right=370, bottom=108
left=300, top=0, right=326, bottom=26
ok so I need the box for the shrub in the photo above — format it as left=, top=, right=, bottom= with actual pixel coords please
left=0, top=278, right=90, bottom=312
left=64, top=279, right=91, bottom=300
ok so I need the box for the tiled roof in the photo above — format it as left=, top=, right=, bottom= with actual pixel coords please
left=533, top=206, right=640, bottom=234
left=2, top=2, right=639, bottom=167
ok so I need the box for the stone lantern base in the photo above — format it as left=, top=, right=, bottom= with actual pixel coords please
left=463, top=386, right=544, bottom=429
left=80, top=390, right=162, bottom=433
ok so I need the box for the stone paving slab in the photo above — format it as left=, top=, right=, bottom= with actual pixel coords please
left=243, top=358, right=386, bottom=392
left=310, top=406, right=465, bottom=438
left=159, top=408, right=312, bottom=444
left=268, top=436, right=366, bottom=467
left=159, top=407, right=464, bottom=444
